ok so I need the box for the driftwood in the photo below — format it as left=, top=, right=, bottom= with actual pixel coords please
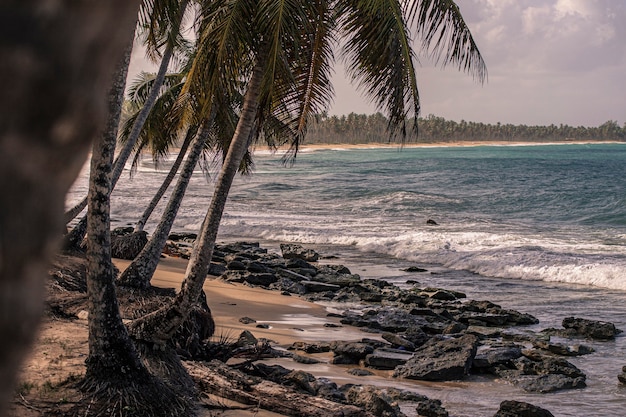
left=185, top=360, right=374, bottom=417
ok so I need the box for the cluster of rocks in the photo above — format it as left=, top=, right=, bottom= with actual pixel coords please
left=166, top=239, right=622, bottom=415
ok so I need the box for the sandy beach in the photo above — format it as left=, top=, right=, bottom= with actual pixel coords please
left=12, top=255, right=378, bottom=417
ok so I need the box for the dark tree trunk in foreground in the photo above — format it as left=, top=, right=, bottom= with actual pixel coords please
left=119, top=122, right=212, bottom=288
left=129, top=57, right=266, bottom=343
left=134, top=126, right=194, bottom=233
left=0, top=1, right=140, bottom=414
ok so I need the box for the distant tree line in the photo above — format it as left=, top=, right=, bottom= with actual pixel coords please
left=303, top=113, right=626, bottom=144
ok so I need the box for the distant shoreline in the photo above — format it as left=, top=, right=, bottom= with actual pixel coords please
left=253, top=140, right=626, bottom=154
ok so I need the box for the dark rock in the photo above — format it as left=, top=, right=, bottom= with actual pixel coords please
left=331, top=341, right=375, bottom=359
left=239, top=316, right=256, bottom=324
left=402, top=266, right=428, bottom=273
left=393, top=334, right=479, bottom=381
left=301, top=280, right=341, bottom=293
left=382, top=333, right=416, bottom=351
left=285, top=370, right=316, bottom=394
left=472, top=345, right=523, bottom=372
left=426, top=219, right=438, bottom=226
left=493, top=400, right=554, bottom=417
left=256, top=323, right=270, bottom=329
left=236, top=330, right=258, bottom=347
left=495, top=353, right=587, bottom=393
left=292, top=353, right=321, bottom=364
left=415, top=399, right=449, bottom=417
left=562, top=316, right=621, bottom=340
left=168, top=232, right=197, bottom=241
left=312, top=378, right=345, bottom=402
left=289, top=341, right=331, bottom=353
left=343, top=385, right=404, bottom=417
left=532, top=340, right=595, bottom=356
left=111, top=230, right=147, bottom=260
left=280, top=243, right=319, bottom=262
left=514, top=373, right=586, bottom=393
left=365, top=348, right=413, bottom=370
left=618, top=366, right=626, bottom=384
left=348, top=368, right=375, bottom=376
left=226, top=260, right=247, bottom=270
left=208, top=262, right=227, bottom=276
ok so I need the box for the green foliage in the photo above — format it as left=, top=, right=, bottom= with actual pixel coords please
left=303, top=113, right=626, bottom=144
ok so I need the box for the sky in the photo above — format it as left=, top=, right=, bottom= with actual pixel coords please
left=129, top=0, right=626, bottom=128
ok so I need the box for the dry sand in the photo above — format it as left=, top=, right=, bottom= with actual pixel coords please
left=11, top=255, right=376, bottom=416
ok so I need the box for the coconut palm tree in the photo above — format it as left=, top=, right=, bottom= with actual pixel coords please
left=128, top=0, right=486, bottom=345
left=63, top=0, right=191, bottom=226
left=82, top=54, right=191, bottom=417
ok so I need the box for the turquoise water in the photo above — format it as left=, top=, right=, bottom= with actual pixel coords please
left=67, top=142, right=626, bottom=416
left=216, top=143, right=626, bottom=290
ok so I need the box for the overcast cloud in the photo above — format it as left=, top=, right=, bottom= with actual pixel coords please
left=330, top=0, right=626, bottom=126
left=129, top=0, right=625, bottom=127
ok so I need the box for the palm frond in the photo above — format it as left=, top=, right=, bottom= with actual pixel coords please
left=406, top=0, right=487, bottom=82
left=339, top=0, right=420, bottom=139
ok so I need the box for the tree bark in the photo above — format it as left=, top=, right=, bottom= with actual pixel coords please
left=61, top=42, right=133, bottom=252
left=0, top=0, right=140, bottom=413
left=84, top=53, right=148, bottom=382
left=129, top=56, right=266, bottom=343
left=118, top=121, right=212, bottom=288
left=186, top=360, right=374, bottom=417
left=134, top=125, right=195, bottom=233
left=64, top=0, right=189, bottom=226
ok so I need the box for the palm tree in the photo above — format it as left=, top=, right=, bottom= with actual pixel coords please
left=81, top=54, right=190, bottom=416
left=63, top=0, right=191, bottom=226
left=128, top=0, right=486, bottom=345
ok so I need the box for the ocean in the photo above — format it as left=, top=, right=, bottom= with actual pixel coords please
left=67, top=142, right=626, bottom=416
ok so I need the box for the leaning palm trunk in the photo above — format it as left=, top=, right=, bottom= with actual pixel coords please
left=82, top=49, right=190, bottom=417
left=134, top=127, right=195, bottom=233
left=64, top=0, right=189, bottom=226
left=84, top=58, right=148, bottom=384
left=61, top=42, right=133, bottom=252
left=129, top=57, right=265, bottom=343
left=118, top=120, right=213, bottom=289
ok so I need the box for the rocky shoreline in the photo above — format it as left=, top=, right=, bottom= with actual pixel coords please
left=37, top=232, right=623, bottom=417
left=161, top=236, right=621, bottom=416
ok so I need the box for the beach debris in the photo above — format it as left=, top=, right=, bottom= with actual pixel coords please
left=493, top=400, right=554, bottom=417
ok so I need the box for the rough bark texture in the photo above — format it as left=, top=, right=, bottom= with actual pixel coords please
left=187, top=360, right=374, bottom=417
left=134, top=127, right=194, bottom=232
left=0, top=1, right=140, bottom=413
left=84, top=55, right=147, bottom=381
left=64, top=1, right=189, bottom=227
left=118, top=122, right=211, bottom=288
left=129, top=57, right=266, bottom=343
left=62, top=43, right=133, bottom=252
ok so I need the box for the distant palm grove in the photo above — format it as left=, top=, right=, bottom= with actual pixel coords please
left=303, top=113, right=626, bottom=144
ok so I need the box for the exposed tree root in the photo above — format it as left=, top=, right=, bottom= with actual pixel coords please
left=67, top=373, right=195, bottom=417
